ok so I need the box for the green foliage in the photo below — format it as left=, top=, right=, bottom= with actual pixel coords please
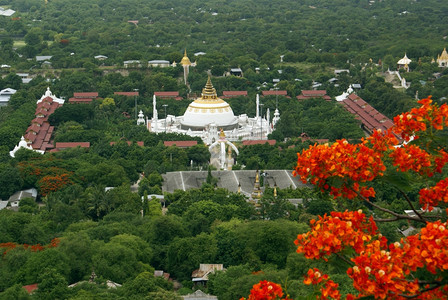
left=0, top=164, right=23, bottom=200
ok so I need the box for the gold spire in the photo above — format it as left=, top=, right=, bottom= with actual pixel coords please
left=181, top=49, right=191, bottom=66
left=439, top=48, right=448, bottom=60
left=201, top=76, right=218, bottom=100
left=251, top=170, right=262, bottom=199
left=219, top=128, right=226, bottom=139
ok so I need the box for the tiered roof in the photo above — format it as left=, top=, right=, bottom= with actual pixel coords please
left=23, top=90, right=63, bottom=152
left=340, top=94, right=395, bottom=135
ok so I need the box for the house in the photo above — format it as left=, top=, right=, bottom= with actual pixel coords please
left=297, top=90, right=331, bottom=101
left=191, top=264, right=224, bottom=284
left=148, top=60, right=170, bottom=67
left=94, top=55, right=108, bottom=60
left=194, top=52, right=206, bottom=56
left=229, top=68, right=243, bottom=77
left=164, top=141, right=198, bottom=148
left=0, top=8, right=16, bottom=17
left=221, top=91, right=248, bottom=98
left=36, top=55, right=52, bottom=62
left=8, top=188, right=38, bottom=209
left=154, top=91, right=182, bottom=100
left=17, top=73, right=32, bottom=84
left=0, top=88, right=17, bottom=106
left=69, top=92, right=98, bottom=104
left=261, top=90, right=287, bottom=97
left=123, top=60, right=141, bottom=68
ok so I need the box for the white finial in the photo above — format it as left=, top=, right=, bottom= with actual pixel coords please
left=256, top=94, right=260, bottom=119
left=153, top=95, right=158, bottom=120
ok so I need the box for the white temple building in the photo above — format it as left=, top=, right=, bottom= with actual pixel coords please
left=436, top=48, right=448, bottom=68
left=145, top=77, right=279, bottom=145
left=397, top=53, right=412, bottom=72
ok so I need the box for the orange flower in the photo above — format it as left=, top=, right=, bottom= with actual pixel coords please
left=244, top=280, right=286, bottom=300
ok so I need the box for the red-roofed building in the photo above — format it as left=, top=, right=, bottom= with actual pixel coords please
left=242, top=140, right=276, bottom=146
left=221, top=91, right=248, bottom=98
left=69, top=92, right=99, bottom=104
left=114, top=91, right=139, bottom=97
left=154, top=91, right=182, bottom=100
left=262, top=90, right=288, bottom=97
left=340, top=94, right=398, bottom=137
left=164, top=141, right=198, bottom=148
left=297, top=90, right=331, bottom=101
left=74, top=92, right=98, bottom=98
left=55, top=142, right=90, bottom=149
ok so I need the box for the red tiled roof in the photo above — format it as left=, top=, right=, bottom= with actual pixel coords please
left=154, top=91, right=180, bottom=97
left=55, top=142, right=90, bottom=149
left=27, top=124, right=41, bottom=133
left=222, top=91, right=248, bottom=97
left=24, top=132, right=37, bottom=142
left=69, top=98, right=93, bottom=103
left=242, top=140, right=276, bottom=146
left=73, top=92, right=98, bottom=98
left=262, top=90, right=287, bottom=96
left=22, top=284, right=38, bottom=294
left=301, top=90, right=327, bottom=96
left=164, top=141, right=198, bottom=147
left=31, top=117, right=45, bottom=125
left=341, top=94, right=398, bottom=137
left=114, top=91, right=139, bottom=96
left=36, top=101, right=51, bottom=109
left=40, top=96, right=53, bottom=103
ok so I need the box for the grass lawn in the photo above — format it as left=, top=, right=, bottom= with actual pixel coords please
left=13, top=40, right=26, bottom=47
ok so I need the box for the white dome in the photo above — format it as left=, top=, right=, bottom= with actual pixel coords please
left=181, top=77, right=238, bottom=129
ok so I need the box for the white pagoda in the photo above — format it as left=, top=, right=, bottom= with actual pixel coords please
left=147, top=77, right=278, bottom=145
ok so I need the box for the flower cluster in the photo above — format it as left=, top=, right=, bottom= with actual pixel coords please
left=240, top=280, right=290, bottom=300
left=393, top=96, right=448, bottom=141
left=294, top=140, right=385, bottom=199
left=304, top=268, right=341, bottom=300
left=347, top=219, right=448, bottom=299
left=295, top=210, right=383, bottom=260
left=419, top=178, right=448, bottom=210
left=0, top=238, right=60, bottom=257
left=37, top=173, right=73, bottom=196
left=389, top=145, right=433, bottom=176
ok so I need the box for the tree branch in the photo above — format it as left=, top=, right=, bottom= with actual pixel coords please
left=353, top=189, right=427, bottom=224
left=397, top=188, right=425, bottom=221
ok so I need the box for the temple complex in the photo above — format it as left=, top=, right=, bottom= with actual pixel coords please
left=145, top=77, right=279, bottom=145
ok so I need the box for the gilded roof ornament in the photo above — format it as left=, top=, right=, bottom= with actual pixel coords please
left=181, top=49, right=191, bottom=66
